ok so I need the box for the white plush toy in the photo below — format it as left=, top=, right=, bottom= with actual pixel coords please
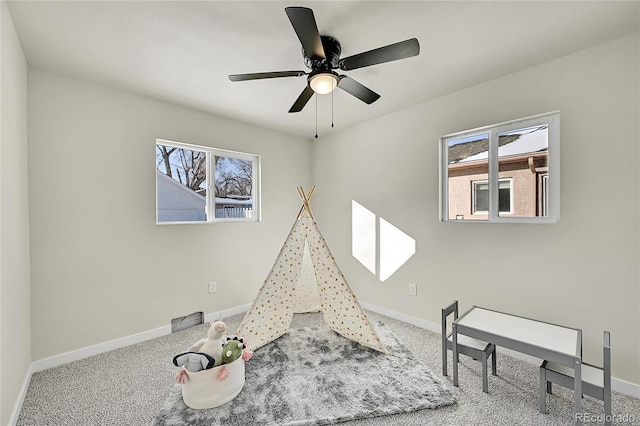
left=189, top=320, right=227, bottom=366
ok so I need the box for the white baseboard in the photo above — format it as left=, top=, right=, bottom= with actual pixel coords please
left=8, top=363, right=34, bottom=426
left=31, top=324, right=171, bottom=373
left=204, top=303, right=251, bottom=324
left=611, top=377, right=640, bottom=399
left=360, top=300, right=640, bottom=398
left=31, top=303, right=251, bottom=374
left=359, top=301, right=441, bottom=332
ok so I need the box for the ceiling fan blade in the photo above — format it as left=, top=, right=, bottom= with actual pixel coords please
left=337, top=76, right=380, bottom=104
left=285, top=7, right=325, bottom=60
left=289, top=86, right=315, bottom=113
left=229, top=71, right=306, bottom=82
left=339, top=38, right=420, bottom=71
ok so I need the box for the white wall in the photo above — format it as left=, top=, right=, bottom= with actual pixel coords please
left=312, top=33, right=639, bottom=385
left=27, top=69, right=311, bottom=361
left=0, top=1, right=31, bottom=424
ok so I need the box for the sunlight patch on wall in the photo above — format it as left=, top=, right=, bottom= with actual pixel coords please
left=379, top=218, right=416, bottom=282
left=351, top=200, right=376, bottom=275
left=352, top=200, right=416, bottom=282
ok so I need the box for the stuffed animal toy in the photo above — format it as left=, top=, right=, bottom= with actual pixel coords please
left=172, top=351, right=216, bottom=383
left=188, top=320, right=227, bottom=366
left=220, top=337, right=246, bottom=364
left=172, top=351, right=216, bottom=373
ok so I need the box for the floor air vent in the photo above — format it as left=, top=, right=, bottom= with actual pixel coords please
left=171, top=311, right=204, bottom=333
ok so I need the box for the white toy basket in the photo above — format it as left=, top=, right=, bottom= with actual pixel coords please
left=181, top=357, right=245, bottom=409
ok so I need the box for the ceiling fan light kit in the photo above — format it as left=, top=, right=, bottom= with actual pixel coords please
left=228, top=6, right=420, bottom=136
left=308, top=71, right=339, bottom=94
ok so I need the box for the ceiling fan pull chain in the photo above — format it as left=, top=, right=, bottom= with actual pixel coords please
left=331, top=89, right=334, bottom=128
left=315, top=94, right=318, bottom=139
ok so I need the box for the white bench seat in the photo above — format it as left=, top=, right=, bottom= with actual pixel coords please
left=542, top=361, right=604, bottom=388
left=447, top=334, right=493, bottom=352
left=539, top=331, right=611, bottom=425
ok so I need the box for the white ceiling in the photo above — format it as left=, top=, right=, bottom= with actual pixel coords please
left=7, top=1, right=639, bottom=140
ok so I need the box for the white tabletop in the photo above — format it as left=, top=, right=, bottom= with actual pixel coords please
left=456, top=307, right=579, bottom=357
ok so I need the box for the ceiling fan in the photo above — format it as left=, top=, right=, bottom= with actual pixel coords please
left=228, top=6, right=420, bottom=113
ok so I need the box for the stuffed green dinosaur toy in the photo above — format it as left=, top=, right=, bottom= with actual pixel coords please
left=220, top=336, right=247, bottom=364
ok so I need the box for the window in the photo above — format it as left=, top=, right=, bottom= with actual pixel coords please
left=156, top=139, right=260, bottom=224
left=441, top=112, right=559, bottom=223
left=472, top=178, right=512, bottom=215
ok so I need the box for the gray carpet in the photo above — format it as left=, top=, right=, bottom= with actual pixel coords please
left=17, top=310, right=640, bottom=425
left=153, top=322, right=455, bottom=425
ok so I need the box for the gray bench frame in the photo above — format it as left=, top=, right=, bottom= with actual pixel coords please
left=441, top=300, right=497, bottom=393
left=540, top=331, right=611, bottom=425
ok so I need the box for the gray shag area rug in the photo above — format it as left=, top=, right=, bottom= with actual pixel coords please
left=153, top=321, right=455, bottom=425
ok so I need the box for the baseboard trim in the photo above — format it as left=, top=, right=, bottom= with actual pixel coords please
left=204, top=303, right=251, bottom=324
left=360, top=300, right=640, bottom=398
left=8, top=363, right=34, bottom=426
left=31, top=324, right=171, bottom=373
left=31, top=304, right=251, bottom=374
left=360, top=301, right=440, bottom=332
left=611, top=377, right=640, bottom=399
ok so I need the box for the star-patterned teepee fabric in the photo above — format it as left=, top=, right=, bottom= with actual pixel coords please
left=236, top=197, right=388, bottom=354
left=293, top=239, right=322, bottom=313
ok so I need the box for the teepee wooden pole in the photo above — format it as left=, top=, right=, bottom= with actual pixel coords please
left=297, top=186, right=316, bottom=220
left=296, top=187, right=306, bottom=219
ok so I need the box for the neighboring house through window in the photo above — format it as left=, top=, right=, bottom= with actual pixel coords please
left=441, top=112, right=559, bottom=223
left=156, top=139, right=260, bottom=224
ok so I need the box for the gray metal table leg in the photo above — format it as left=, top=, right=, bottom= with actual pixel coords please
left=452, top=324, right=458, bottom=387
left=574, top=359, right=582, bottom=425
left=539, top=366, right=547, bottom=414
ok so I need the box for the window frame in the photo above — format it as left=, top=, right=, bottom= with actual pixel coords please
left=156, top=139, right=261, bottom=225
left=472, top=178, right=513, bottom=215
left=440, top=111, right=560, bottom=224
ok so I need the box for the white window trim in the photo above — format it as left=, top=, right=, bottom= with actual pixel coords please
left=440, top=111, right=560, bottom=224
left=472, top=178, right=513, bottom=215
left=471, top=180, right=489, bottom=215
left=156, top=139, right=261, bottom=224
left=542, top=174, right=549, bottom=217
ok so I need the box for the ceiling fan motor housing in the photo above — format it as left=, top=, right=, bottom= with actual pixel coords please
left=304, top=36, right=341, bottom=71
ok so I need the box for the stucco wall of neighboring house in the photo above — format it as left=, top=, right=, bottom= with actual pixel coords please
left=448, top=155, right=547, bottom=220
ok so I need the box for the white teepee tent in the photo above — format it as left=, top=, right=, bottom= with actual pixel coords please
left=236, top=187, right=388, bottom=354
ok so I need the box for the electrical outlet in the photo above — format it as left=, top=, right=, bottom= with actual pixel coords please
left=408, top=283, right=417, bottom=296
left=208, top=281, right=217, bottom=293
